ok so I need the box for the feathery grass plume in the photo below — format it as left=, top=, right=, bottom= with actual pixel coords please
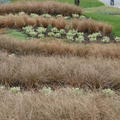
left=0, top=1, right=82, bottom=16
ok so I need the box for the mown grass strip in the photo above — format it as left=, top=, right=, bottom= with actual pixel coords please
left=85, top=12, right=120, bottom=37
left=11, top=0, right=104, bottom=8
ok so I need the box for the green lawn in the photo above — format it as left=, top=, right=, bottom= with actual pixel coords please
left=84, top=6, right=120, bottom=15
left=54, top=0, right=104, bottom=8
left=85, top=6, right=120, bottom=37
left=80, top=0, right=104, bottom=8
left=87, top=13, right=120, bottom=37
left=7, top=29, right=30, bottom=40
left=11, top=0, right=104, bottom=8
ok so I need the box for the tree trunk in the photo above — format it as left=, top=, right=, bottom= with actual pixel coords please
left=74, top=0, right=80, bottom=6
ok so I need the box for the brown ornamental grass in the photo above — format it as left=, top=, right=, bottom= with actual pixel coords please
left=0, top=51, right=120, bottom=90
left=72, top=19, right=112, bottom=35
left=0, top=14, right=112, bottom=34
left=0, top=89, right=120, bottom=120
left=0, top=36, right=120, bottom=58
left=0, top=1, right=82, bottom=16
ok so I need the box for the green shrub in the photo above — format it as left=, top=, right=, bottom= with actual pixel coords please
left=115, top=37, right=120, bottom=42
left=22, top=26, right=114, bottom=44
left=23, top=26, right=34, bottom=34
left=77, top=32, right=84, bottom=36
left=48, top=32, right=55, bottom=37
left=10, top=87, right=20, bottom=93
left=51, top=27, right=59, bottom=33
left=56, top=14, right=63, bottom=18
left=64, top=16, right=71, bottom=19
left=60, top=29, right=66, bottom=34
left=28, top=31, right=37, bottom=37
left=102, top=89, right=115, bottom=96
left=41, top=14, right=52, bottom=18
left=0, top=85, right=5, bottom=90
left=75, top=36, right=84, bottom=43
left=102, top=36, right=110, bottom=43
left=80, top=15, right=86, bottom=19
left=72, top=14, right=80, bottom=18
left=37, top=27, right=47, bottom=34
left=42, top=87, right=52, bottom=95
left=88, top=32, right=101, bottom=42
left=30, top=13, right=39, bottom=17
left=38, top=34, right=45, bottom=38
left=54, top=33, right=61, bottom=38
left=18, top=12, right=25, bottom=15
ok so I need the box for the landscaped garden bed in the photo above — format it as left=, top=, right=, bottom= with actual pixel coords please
left=0, top=1, right=119, bottom=120
left=0, top=12, right=116, bottom=43
left=0, top=1, right=118, bottom=44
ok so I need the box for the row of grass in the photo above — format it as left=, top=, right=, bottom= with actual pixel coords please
left=0, top=89, right=119, bottom=120
left=1, top=35, right=120, bottom=58
left=0, top=50, right=120, bottom=89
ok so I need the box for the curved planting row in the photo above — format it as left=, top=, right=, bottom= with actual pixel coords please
left=0, top=90, right=119, bottom=120
left=0, top=14, right=112, bottom=35
left=0, top=1, right=82, bottom=15
left=0, top=36, right=120, bottom=58
left=22, top=26, right=114, bottom=43
left=0, top=52, right=120, bottom=89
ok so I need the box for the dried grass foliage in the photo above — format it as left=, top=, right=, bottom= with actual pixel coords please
left=0, top=1, right=82, bottom=16
left=0, top=14, right=112, bottom=34
left=0, top=52, right=120, bottom=89
left=0, top=89, right=120, bottom=120
left=0, top=14, right=67, bottom=29
left=0, top=1, right=119, bottom=119
left=0, top=36, right=120, bottom=58
left=72, top=19, right=112, bottom=35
